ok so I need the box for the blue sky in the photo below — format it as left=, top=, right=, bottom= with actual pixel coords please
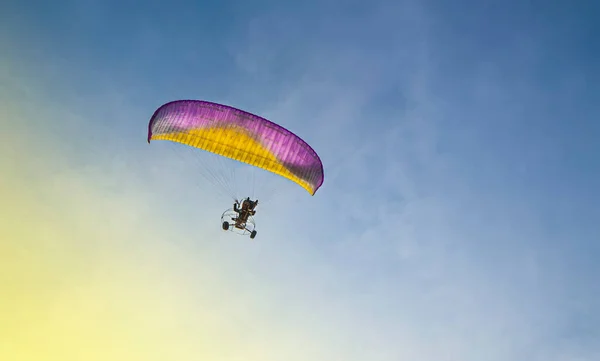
left=2, top=0, right=599, bottom=360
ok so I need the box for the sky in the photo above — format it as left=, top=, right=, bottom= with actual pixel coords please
left=1, top=0, right=599, bottom=360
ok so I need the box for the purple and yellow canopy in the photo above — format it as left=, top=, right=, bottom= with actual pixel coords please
left=148, top=100, right=324, bottom=195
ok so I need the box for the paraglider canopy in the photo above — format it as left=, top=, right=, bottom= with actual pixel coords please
left=147, top=100, right=324, bottom=195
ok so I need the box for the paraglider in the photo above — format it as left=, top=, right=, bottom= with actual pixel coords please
left=147, top=100, right=324, bottom=239
left=222, top=197, right=259, bottom=239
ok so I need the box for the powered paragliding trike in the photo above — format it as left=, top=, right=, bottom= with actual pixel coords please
left=147, top=100, right=324, bottom=239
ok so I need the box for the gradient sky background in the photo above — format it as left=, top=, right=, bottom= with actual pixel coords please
left=1, top=0, right=599, bottom=360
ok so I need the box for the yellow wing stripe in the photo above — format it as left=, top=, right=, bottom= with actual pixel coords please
left=151, top=125, right=315, bottom=195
